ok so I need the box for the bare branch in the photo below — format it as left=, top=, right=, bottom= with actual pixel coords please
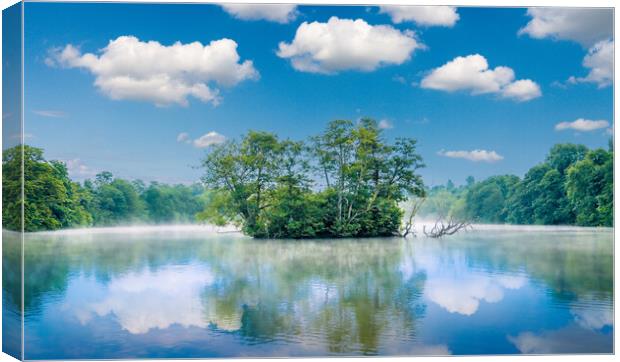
left=401, top=197, right=425, bottom=238
left=423, top=217, right=472, bottom=238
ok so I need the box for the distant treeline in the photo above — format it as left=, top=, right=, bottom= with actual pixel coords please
left=2, top=146, right=205, bottom=232
left=2, top=137, right=613, bottom=233
left=420, top=142, right=613, bottom=227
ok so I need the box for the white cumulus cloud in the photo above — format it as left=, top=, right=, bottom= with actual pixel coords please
left=555, top=118, right=610, bottom=132
left=421, top=54, right=541, bottom=102
left=438, top=149, right=504, bottom=163
left=518, top=8, right=612, bottom=47
left=501, top=79, right=542, bottom=102
left=47, top=36, right=259, bottom=106
left=568, top=39, right=613, bottom=88
left=277, top=17, right=421, bottom=74
left=379, top=5, right=459, bottom=27
left=193, top=131, right=226, bottom=148
left=220, top=4, right=298, bottom=23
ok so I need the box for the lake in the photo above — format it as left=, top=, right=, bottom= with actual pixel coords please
left=2, top=225, right=613, bottom=359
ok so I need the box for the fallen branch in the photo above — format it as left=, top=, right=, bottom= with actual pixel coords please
left=423, top=217, right=471, bottom=238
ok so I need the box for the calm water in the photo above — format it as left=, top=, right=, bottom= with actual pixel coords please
left=2, top=225, right=614, bottom=359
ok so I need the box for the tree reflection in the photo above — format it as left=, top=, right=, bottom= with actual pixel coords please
left=197, top=239, right=427, bottom=354
left=2, top=231, right=22, bottom=312
left=10, top=227, right=613, bottom=357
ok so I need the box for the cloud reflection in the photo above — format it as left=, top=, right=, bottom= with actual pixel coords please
left=508, top=325, right=612, bottom=354
left=571, top=305, right=613, bottom=331
left=408, top=241, right=526, bottom=316
left=425, top=274, right=525, bottom=315
left=71, top=264, right=215, bottom=334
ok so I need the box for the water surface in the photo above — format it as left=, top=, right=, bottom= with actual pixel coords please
left=3, top=226, right=613, bottom=358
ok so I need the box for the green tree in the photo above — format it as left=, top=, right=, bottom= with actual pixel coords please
left=200, top=131, right=283, bottom=236
left=199, top=119, right=425, bottom=238
left=464, top=175, right=519, bottom=223
left=507, top=164, right=553, bottom=224
left=88, top=173, right=145, bottom=225
left=566, top=148, right=613, bottom=226
left=419, top=187, right=458, bottom=217
left=546, top=143, right=588, bottom=174
left=2, top=145, right=91, bottom=231
left=507, top=144, right=587, bottom=225
left=142, top=182, right=205, bottom=223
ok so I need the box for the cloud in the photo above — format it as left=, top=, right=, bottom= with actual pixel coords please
left=500, top=79, right=542, bottom=102
left=220, top=4, right=298, bottom=23
left=176, top=132, right=191, bottom=143
left=193, top=131, right=226, bottom=148
left=47, top=36, right=258, bottom=106
left=277, top=17, right=421, bottom=74
left=32, top=110, right=67, bottom=118
left=568, top=39, right=613, bottom=88
left=378, top=119, right=393, bottom=129
left=64, top=158, right=97, bottom=179
left=379, top=6, right=459, bottom=27
left=438, top=149, right=504, bottom=163
left=518, top=8, right=612, bottom=47
left=421, top=54, right=541, bottom=101
left=555, top=118, right=609, bottom=132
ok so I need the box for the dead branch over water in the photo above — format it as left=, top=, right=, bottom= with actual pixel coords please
left=423, top=217, right=472, bottom=238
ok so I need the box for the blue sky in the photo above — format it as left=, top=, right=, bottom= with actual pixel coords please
left=22, top=3, right=613, bottom=185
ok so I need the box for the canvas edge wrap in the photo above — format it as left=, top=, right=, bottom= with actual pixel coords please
left=2, top=2, right=24, bottom=361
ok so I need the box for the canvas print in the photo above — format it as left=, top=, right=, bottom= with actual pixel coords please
left=1, top=2, right=614, bottom=359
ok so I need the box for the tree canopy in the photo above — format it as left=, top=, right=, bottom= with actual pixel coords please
left=199, top=119, right=426, bottom=238
left=2, top=145, right=206, bottom=232
left=420, top=142, right=613, bottom=227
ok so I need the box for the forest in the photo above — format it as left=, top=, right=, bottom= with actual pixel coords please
left=2, top=145, right=205, bottom=232
left=420, top=142, right=613, bottom=227
left=1, top=120, right=614, bottom=234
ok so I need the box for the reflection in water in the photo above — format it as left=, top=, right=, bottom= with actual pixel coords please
left=508, top=325, right=612, bottom=354
left=64, top=265, right=214, bottom=334
left=2, top=231, right=22, bottom=359
left=3, top=226, right=612, bottom=358
left=571, top=303, right=613, bottom=331
left=425, top=273, right=526, bottom=316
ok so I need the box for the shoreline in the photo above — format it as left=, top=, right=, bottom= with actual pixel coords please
left=2, top=222, right=613, bottom=237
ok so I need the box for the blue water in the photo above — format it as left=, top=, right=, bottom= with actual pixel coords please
left=3, top=226, right=613, bottom=358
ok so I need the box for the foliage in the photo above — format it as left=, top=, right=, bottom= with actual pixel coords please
left=419, top=142, right=613, bottom=227
left=565, top=148, right=613, bottom=226
left=3, top=145, right=91, bottom=231
left=3, top=138, right=612, bottom=233
left=2, top=145, right=206, bottom=231
left=199, top=119, right=425, bottom=238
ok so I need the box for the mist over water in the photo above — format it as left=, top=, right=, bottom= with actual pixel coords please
left=3, top=225, right=613, bottom=358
